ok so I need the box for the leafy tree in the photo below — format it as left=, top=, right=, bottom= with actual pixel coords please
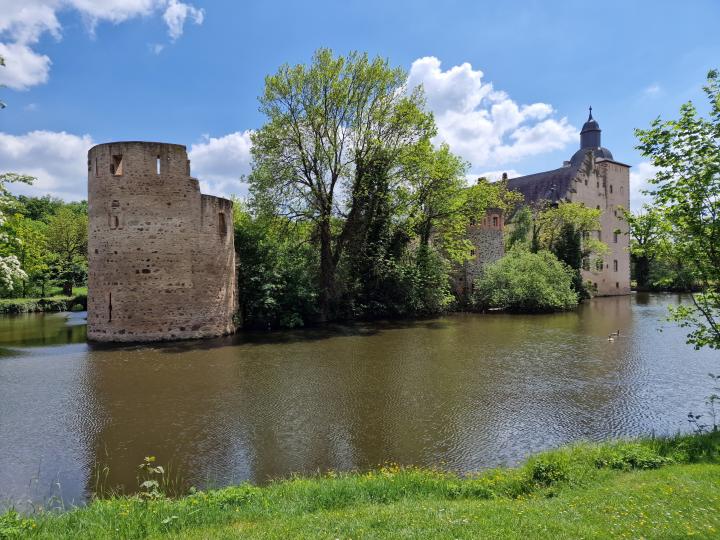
left=250, top=48, right=434, bottom=321
left=402, top=140, right=521, bottom=263
left=0, top=58, right=36, bottom=291
left=3, top=214, right=49, bottom=297
left=621, top=207, right=697, bottom=292
left=17, top=195, right=64, bottom=222
left=506, top=201, right=605, bottom=298
left=234, top=200, right=318, bottom=329
left=506, top=205, right=533, bottom=250
left=635, top=69, right=720, bottom=349
left=46, top=207, right=88, bottom=295
left=473, top=247, right=578, bottom=313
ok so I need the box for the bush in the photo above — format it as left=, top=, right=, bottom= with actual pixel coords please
left=473, top=248, right=578, bottom=313
left=0, top=294, right=86, bottom=314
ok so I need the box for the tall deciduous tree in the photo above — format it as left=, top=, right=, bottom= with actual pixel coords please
left=635, top=69, right=720, bottom=349
left=250, top=48, right=434, bottom=320
left=46, top=207, right=88, bottom=296
left=622, top=206, right=671, bottom=290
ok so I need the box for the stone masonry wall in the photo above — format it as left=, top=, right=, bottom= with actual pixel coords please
left=87, top=141, right=236, bottom=342
left=452, top=209, right=505, bottom=299
left=568, top=153, right=631, bottom=296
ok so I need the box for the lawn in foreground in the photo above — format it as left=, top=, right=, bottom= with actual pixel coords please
left=3, top=432, right=719, bottom=539
left=181, top=465, right=719, bottom=539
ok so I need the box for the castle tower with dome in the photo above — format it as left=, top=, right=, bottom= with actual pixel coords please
left=507, top=109, right=631, bottom=296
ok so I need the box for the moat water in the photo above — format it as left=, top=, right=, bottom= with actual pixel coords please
left=0, top=293, right=718, bottom=509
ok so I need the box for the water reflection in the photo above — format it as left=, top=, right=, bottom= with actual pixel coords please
left=0, top=295, right=717, bottom=510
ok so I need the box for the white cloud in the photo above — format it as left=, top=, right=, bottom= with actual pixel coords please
left=163, top=0, right=204, bottom=41
left=0, top=42, right=51, bottom=90
left=629, top=161, right=659, bottom=211
left=188, top=131, right=253, bottom=198
left=407, top=57, right=576, bottom=173
left=644, top=83, right=661, bottom=96
left=0, top=130, right=94, bottom=200
left=0, top=129, right=252, bottom=202
left=0, top=0, right=204, bottom=90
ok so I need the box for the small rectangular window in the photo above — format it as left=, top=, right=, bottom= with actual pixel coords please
left=613, top=260, right=618, bottom=272
left=609, top=185, right=613, bottom=194
left=95, top=157, right=99, bottom=177
left=613, top=232, right=618, bottom=243
left=111, top=155, right=123, bottom=176
left=156, top=156, right=161, bottom=175
left=492, top=216, right=499, bottom=227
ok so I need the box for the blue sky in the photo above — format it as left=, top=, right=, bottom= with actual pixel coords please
left=1, top=0, right=719, bottom=208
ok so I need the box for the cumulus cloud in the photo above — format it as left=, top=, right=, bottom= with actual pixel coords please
left=0, top=42, right=51, bottom=90
left=163, top=0, right=204, bottom=41
left=407, top=57, right=576, bottom=173
left=629, top=161, right=660, bottom=211
left=188, top=131, right=253, bottom=198
left=0, top=129, right=252, bottom=201
left=0, top=0, right=204, bottom=89
left=0, top=130, right=94, bottom=200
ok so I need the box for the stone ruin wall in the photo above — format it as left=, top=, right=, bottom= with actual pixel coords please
left=452, top=209, right=505, bottom=300
left=87, top=141, right=236, bottom=342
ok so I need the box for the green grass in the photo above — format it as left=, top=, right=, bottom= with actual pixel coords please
left=3, top=432, right=719, bottom=539
left=0, top=288, right=87, bottom=314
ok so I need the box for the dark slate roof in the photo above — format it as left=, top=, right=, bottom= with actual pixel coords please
left=507, top=164, right=578, bottom=205
left=570, top=146, right=614, bottom=166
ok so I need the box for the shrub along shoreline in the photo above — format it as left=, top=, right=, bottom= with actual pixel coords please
left=2, top=431, right=718, bottom=539
left=0, top=294, right=87, bottom=314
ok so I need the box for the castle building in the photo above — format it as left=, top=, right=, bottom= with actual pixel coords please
left=87, top=141, right=237, bottom=342
left=452, top=208, right=505, bottom=299
left=507, top=109, right=631, bottom=296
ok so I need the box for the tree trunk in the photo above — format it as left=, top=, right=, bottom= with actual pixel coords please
left=318, top=218, right=336, bottom=322
left=635, top=255, right=651, bottom=290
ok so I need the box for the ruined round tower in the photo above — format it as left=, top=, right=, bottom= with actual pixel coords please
left=87, top=141, right=236, bottom=342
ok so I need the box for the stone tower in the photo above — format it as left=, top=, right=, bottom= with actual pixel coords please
left=87, top=141, right=236, bottom=342
left=507, top=109, right=631, bottom=296
left=452, top=208, right=505, bottom=299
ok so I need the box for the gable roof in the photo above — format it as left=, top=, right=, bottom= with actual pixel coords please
left=507, top=164, right=578, bottom=205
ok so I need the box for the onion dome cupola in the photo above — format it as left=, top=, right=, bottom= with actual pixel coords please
left=570, top=107, right=614, bottom=165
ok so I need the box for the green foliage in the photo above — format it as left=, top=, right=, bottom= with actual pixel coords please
left=8, top=432, right=720, bottom=539
left=0, top=509, right=36, bottom=538
left=0, top=294, right=85, bottom=314
left=45, top=207, right=88, bottom=296
left=234, top=201, right=317, bottom=329
left=251, top=48, right=434, bottom=320
left=635, top=69, right=720, bottom=349
left=506, top=205, right=532, bottom=250
left=473, top=248, right=578, bottom=312
left=622, top=206, right=697, bottom=291
left=506, top=201, right=605, bottom=299
left=528, top=452, right=571, bottom=486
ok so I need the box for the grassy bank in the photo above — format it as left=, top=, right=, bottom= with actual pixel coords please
left=0, top=288, right=87, bottom=314
left=3, top=432, right=719, bottom=539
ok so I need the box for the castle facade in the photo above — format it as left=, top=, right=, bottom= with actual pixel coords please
left=507, top=110, right=631, bottom=296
